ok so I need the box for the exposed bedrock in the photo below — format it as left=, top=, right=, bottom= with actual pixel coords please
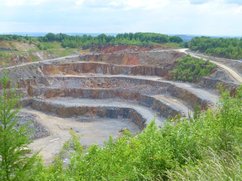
left=78, top=50, right=183, bottom=66
left=30, top=87, right=191, bottom=118
left=30, top=98, right=163, bottom=129
left=41, top=62, right=169, bottom=77
left=17, top=112, right=50, bottom=140
left=29, top=76, right=217, bottom=108
left=199, top=77, right=240, bottom=91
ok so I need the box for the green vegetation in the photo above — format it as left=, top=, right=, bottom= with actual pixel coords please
left=189, top=36, right=242, bottom=59
left=171, top=55, right=216, bottom=82
left=37, top=41, right=61, bottom=50
left=40, top=32, right=183, bottom=49
left=0, top=75, right=241, bottom=180
left=0, top=35, right=33, bottom=42
left=0, top=75, right=38, bottom=181
left=0, top=39, right=79, bottom=67
left=0, top=52, right=12, bottom=66
left=0, top=33, right=183, bottom=49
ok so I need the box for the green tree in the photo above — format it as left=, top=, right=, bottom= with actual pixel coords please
left=189, top=36, right=242, bottom=59
left=0, top=74, right=37, bottom=181
left=171, top=55, right=216, bottom=82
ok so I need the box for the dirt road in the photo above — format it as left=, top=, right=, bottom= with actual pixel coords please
left=179, top=49, right=242, bottom=84
left=0, top=55, right=80, bottom=71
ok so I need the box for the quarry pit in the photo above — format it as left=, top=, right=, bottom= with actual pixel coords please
left=2, top=48, right=235, bottom=164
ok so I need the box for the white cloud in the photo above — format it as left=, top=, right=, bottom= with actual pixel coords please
left=2, top=0, right=50, bottom=6
left=0, top=0, right=241, bottom=35
left=74, top=0, right=169, bottom=10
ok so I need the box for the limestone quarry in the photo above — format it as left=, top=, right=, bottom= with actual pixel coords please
left=1, top=47, right=241, bottom=164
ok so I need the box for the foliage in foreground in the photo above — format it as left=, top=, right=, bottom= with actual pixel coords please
left=0, top=75, right=38, bottom=181
left=0, top=74, right=241, bottom=180
left=171, top=55, right=216, bottom=82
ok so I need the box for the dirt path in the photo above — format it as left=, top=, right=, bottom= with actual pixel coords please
left=178, top=49, right=242, bottom=84
left=0, top=54, right=79, bottom=71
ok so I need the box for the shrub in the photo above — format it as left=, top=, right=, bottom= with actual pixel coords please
left=0, top=75, right=38, bottom=181
left=171, top=55, right=216, bottom=82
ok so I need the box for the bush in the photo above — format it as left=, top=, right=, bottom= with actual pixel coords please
left=171, top=55, right=216, bottom=82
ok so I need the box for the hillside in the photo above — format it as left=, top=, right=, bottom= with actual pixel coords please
left=0, top=40, right=81, bottom=67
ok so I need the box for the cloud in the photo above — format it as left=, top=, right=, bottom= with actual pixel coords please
left=0, top=0, right=241, bottom=36
left=1, top=0, right=167, bottom=9
left=74, top=0, right=169, bottom=10
left=225, top=0, right=242, bottom=5
left=189, top=0, right=242, bottom=5
left=189, top=0, right=210, bottom=4
left=2, top=0, right=50, bottom=6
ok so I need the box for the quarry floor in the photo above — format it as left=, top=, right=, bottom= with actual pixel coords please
left=23, top=108, right=140, bottom=165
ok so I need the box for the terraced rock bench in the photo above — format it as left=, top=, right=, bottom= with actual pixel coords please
left=31, top=98, right=165, bottom=128
left=28, top=75, right=218, bottom=108
left=30, top=87, right=192, bottom=118
left=41, top=62, right=169, bottom=77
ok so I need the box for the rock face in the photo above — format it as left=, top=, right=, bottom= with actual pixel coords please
left=41, top=62, right=169, bottom=77
left=79, top=50, right=183, bottom=66
left=31, top=99, right=147, bottom=129
left=17, top=112, right=50, bottom=140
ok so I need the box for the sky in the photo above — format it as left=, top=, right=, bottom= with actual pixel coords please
left=0, top=0, right=242, bottom=36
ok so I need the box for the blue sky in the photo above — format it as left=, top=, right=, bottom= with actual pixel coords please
left=0, top=0, right=242, bottom=36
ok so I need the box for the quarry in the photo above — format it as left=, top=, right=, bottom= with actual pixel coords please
left=0, top=46, right=240, bottom=164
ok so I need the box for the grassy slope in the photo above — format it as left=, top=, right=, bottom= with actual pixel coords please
left=0, top=41, right=80, bottom=67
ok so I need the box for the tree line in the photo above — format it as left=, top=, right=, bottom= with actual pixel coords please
left=189, top=36, right=242, bottom=59
left=41, top=32, right=183, bottom=48
left=1, top=33, right=241, bottom=59
left=0, top=33, right=183, bottom=49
